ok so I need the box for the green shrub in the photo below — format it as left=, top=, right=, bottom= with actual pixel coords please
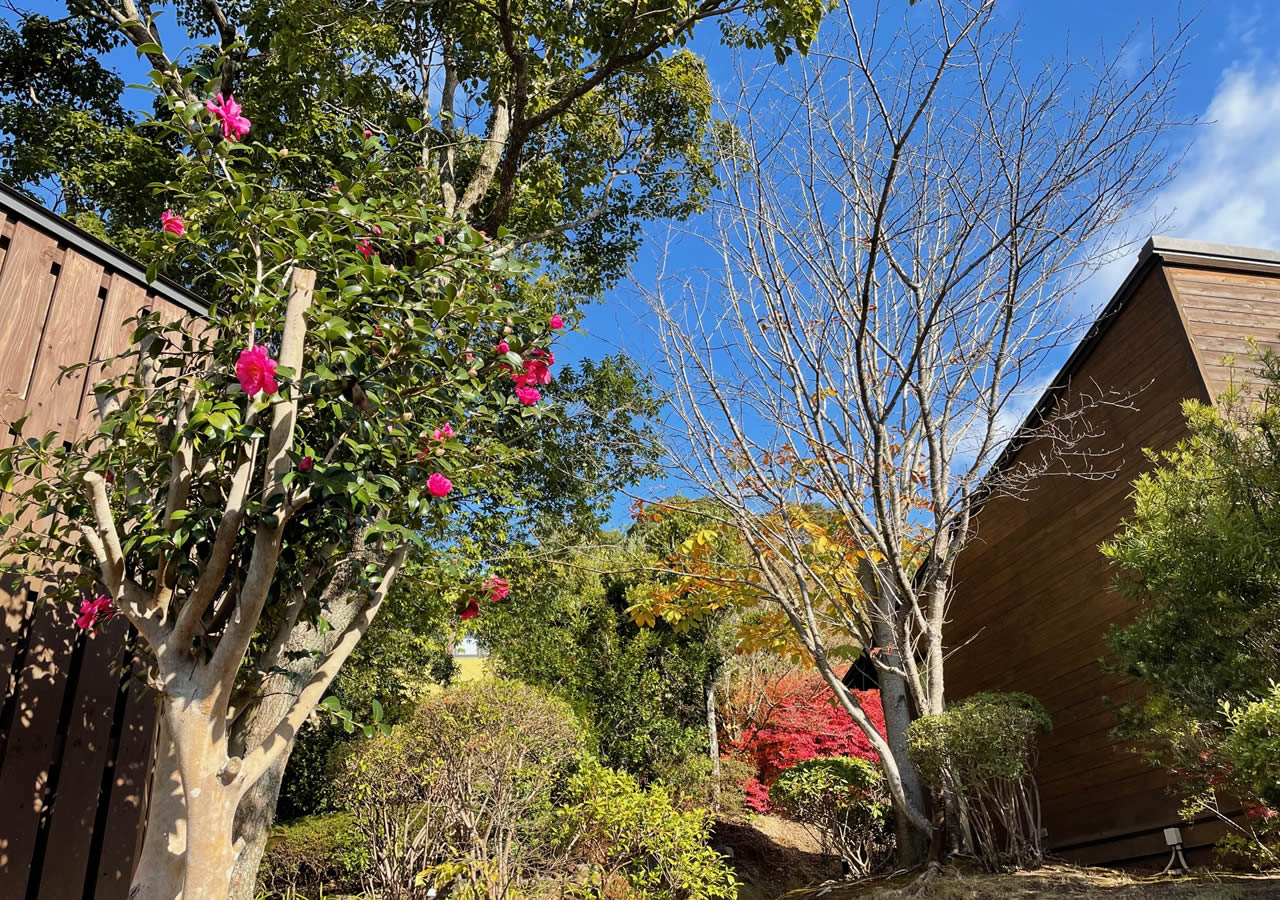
left=908, top=692, right=1051, bottom=870
left=337, top=679, right=586, bottom=899
left=654, top=753, right=752, bottom=818
left=554, top=760, right=739, bottom=900
left=1225, top=684, right=1280, bottom=809
left=768, top=756, right=890, bottom=875
left=256, top=812, right=368, bottom=898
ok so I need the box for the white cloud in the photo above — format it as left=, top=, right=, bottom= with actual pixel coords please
left=1153, top=64, right=1280, bottom=249
left=1066, top=62, right=1280, bottom=322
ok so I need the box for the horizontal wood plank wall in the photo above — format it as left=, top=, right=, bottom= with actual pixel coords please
left=1167, top=264, right=1280, bottom=399
left=0, top=200, right=201, bottom=899
left=946, top=264, right=1215, bottom=866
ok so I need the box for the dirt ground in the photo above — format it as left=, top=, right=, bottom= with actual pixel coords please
left=714, top=814, right=843, bottom=900
left=715, top=818, right=1280, bottom=900
left=823, top=865, right=1280, bottom=900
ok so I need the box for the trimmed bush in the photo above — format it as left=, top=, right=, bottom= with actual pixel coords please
left=337, top=679, right=585, bottom=899
left=768, top=756, right=891, bottom=875
left=554, top=760, right=739, bottom=900
left=256, top=812, right=367, bottom=898
left=908, top=692, right=1051, bottom=870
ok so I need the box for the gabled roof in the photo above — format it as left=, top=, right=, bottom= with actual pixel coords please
left=987, top=235, right=1280, bottom=479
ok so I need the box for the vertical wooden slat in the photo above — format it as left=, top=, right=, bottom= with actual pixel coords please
left=91, top=656, right=158, bottom=900
left=34, top=619, right=130, bottom=900
left=22, top=249, right=105, bottom=439
left=0, top=223, right=61, bottom=439
left=77, top=276, right=149, bottom=440
left=0, top=601, right=79, bottom=897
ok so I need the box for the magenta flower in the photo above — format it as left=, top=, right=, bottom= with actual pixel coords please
left=549, top=314, right=564, bottom=329
left=362, top=128, right=373, bottom=138
left=236, top=345, right=279, bottom=397
left=485, top=575, right=510, bottom=603
left=372, top=224, right=383, bottom=236
left=161, top=210, right=186, bottom=237
left=298, top=456, right=314, bottom=473
left=495, top=340, right=510, bottom=354
left=434, top=234, right=445, bottom=246
left=427, top=472, right=452, bottom=497
left=206, top=93, right=251, bottom=141
left=460, top=599, right=480, bottom=620
left=357, top=240, right=376, bottom=260
left=515, top=385, right=541, bottom=406
left=75, top=594, right=113, bottom=632
left=433, top=422, right=455, bottom=441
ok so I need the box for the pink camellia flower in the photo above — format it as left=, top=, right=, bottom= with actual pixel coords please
left=206, top=93, right=251, bottom=141
left=460, top=599, right=480, bottom=620
left=432, top=422, right=455, bottom=441
left=362, top=128, right=373, bottom=138
left=427, top=472, right=452, bottom=497
left=75, top=594, right=114, bottom=632
left=495, top=340, right=510, bottom=354
left=485, top=575, right=510, bottom=603
left=357, top=240, right=376, bottom=260
left=434, top=234, right=445, bottom=246
left=515, top=385, right=541, bottom=406
left=298, top=456, right=314, bottom=473
left=161, top=210, right=186, bottom=237
left=515, top=358, right=552, bottom=388
left=372, top=224, right=383, bottom=236
left=549, top=314, right=564, bottom=329
left=236, top=345, right=279, bottom=397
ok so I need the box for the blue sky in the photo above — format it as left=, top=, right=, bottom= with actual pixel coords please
left=553, top=0, right=1280, bottom=520
left=568, top=0, right=1280, bottom=366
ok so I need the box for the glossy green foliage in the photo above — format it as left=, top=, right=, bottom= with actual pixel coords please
left=1104, top=355, right=1280, bottom=718
left=256, top=812, right=368, bottom=898
left=768, top=756, right=890, bottom=874
left=475, top=537, right=727, bottom=786
left=553, top=760, right=740, bottom=900
left=0, top=0, right=827, bottom=298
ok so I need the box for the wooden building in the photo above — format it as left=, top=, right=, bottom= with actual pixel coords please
left=946, top=236, right=1280, bottom=866
left=0, top=184, right=204, bottom=899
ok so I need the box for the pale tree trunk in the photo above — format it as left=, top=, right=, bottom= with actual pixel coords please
left=871, top=640, right=930, bottom=865
left=706, top=680, right=721, bottom=811
left=812, top=651, right=931, bottom=843
left=227, top=543, right=371, bottom=900
left=130, top=720, right=186, bottom=900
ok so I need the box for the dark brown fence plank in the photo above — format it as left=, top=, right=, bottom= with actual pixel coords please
left=92, top=652, right=157, bottom=900
left=0, top=600, right=79, bottom=897
left=35, top=618, right=130, bottom=900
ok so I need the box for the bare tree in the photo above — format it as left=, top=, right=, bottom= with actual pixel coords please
left=644, top=0, right=1186, bottom=863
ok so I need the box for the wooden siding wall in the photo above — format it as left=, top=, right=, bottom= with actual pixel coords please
left=945, top=265, right=1215, bottom=865
left=1167, top=264, right=1280, bottom=398
left=0, top=201, right=200, bottom=899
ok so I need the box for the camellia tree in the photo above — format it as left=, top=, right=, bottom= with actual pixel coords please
left=0, top=73, right=569, bottom=898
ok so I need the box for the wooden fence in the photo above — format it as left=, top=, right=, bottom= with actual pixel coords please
left=0, top=184, right=205, bottom=899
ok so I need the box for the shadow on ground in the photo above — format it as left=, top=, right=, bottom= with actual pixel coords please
left=714, top=817, right=843, bottom=900
left=786, top=863, right=1280, bottom=900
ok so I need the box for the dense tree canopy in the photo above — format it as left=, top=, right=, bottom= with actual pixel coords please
left=2, top=0, right=824, bottom=297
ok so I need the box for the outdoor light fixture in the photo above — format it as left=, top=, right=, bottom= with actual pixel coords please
left=1161, top=826, right=1190, bottom=875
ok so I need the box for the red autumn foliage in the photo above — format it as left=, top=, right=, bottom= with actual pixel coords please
left=724, top=669, right=884, bottom=812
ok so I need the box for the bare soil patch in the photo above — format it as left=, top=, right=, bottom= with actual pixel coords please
left=795, top=863, right=1280, bottom=900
